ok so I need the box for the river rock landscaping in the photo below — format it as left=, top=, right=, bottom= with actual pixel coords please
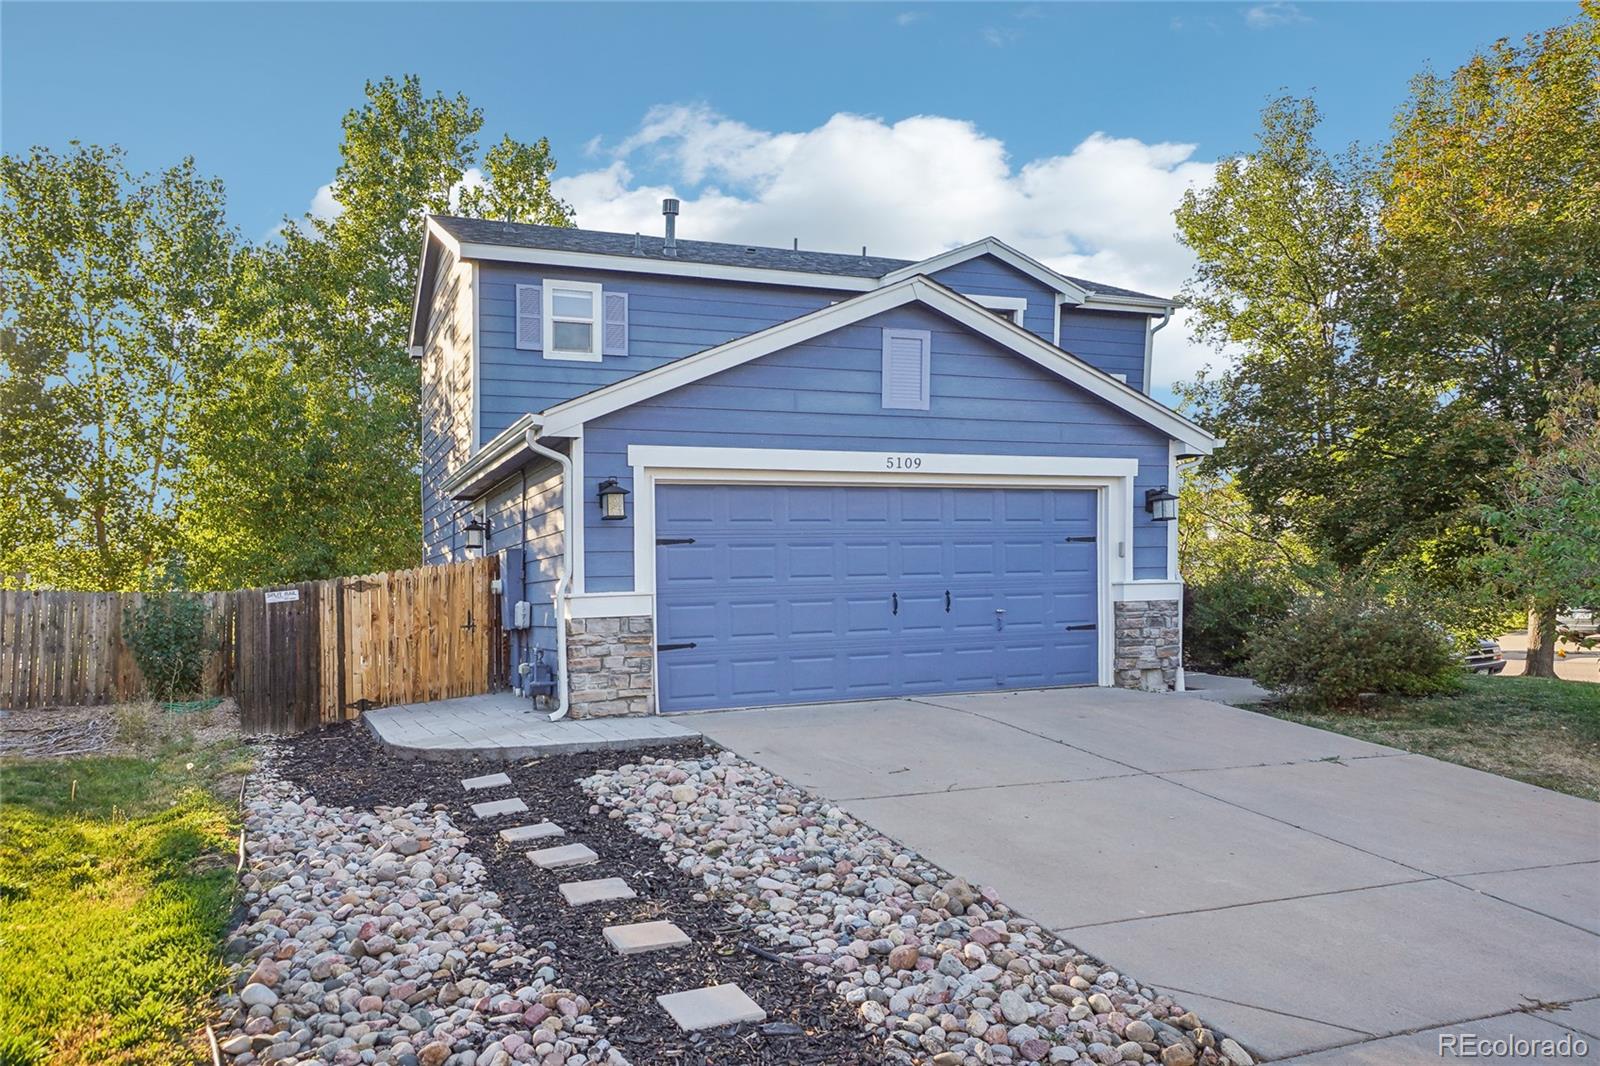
left=583, top=751, right=1245, bottom=1066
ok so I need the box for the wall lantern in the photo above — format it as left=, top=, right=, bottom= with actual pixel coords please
left=1144, top=487, right=1178, bottom=523
left=462, top=514, right=488, bottom=554
left=597, top=478, right=630, bottom=521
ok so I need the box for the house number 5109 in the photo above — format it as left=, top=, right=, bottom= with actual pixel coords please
left=885, top=456, right=923, bottom=470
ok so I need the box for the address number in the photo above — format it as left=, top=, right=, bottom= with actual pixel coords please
left=885, top=456, right=923, bottom=470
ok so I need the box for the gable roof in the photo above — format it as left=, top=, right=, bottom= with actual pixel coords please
left=535, top=274, right=1215, bottom=452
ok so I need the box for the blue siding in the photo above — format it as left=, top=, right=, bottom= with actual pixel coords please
left=1059, top=308, right=1150, bottom=393
left=928, top=254, right=1057, bottom=344
left=477, top=262, right=846, bottom=444
left=581, top=303, right=1173, bottom=590
left=483, top=461, right=566, bottom=672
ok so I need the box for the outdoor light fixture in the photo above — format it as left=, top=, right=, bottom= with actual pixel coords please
left=597, top=478, right=630, bottom=521
left=462, top=514, right=487, bottom=554
left=1145, top=487, right=1178, bottom=523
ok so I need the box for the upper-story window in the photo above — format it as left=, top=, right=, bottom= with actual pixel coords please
left=515, top=280, right=628, bottom=361
left=964, top=293, right=1026, bottom=326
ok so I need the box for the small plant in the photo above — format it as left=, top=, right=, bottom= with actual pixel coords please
left=123, top=560, right=215, bottom=703
left=1248, top=588, right=1462, bottom=712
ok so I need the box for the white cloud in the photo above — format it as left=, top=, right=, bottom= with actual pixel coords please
left=1244, top=2, right=1310, bottom=29
left=981, top=25, right=1020, bottom=47
left=309, top=182, right=343, bottom=221
left=556, top=106, right=1223, bottom=387
left=895, top=11, right=925, bottom=26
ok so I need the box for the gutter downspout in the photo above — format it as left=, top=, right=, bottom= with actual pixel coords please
left=524, top=425, right=575, bottom=721
left=1145, top=308, right=1172, bottom=397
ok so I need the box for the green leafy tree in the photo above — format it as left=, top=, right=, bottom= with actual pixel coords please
left=179, top=76, right=574, bottom=588
left=0, top=146, right=237, bottom=589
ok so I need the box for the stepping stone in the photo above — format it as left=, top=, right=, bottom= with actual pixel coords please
left=498, top=822, right=564, bottom=843
left=470, top=797, right=527, bottom=819
left=461, top=772, right=511, bottom=791
left=559, top=878, right=636, bottom=906
left=604, top=920, right=692, bottom=955
left=657, top=984, right=766, bottom=1031
left=527, top=843, right=598, bottom=869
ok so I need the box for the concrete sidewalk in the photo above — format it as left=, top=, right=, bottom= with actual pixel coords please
left=364, top=692, right=700, bottom=759
left=691, top=686, right=1600, bottom=1062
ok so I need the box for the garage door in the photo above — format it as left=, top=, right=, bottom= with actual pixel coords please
left=654, top=484, right=1099, bottom=712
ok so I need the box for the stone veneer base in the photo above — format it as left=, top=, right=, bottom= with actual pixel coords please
left=565, top=614, right=654, bottom=718
left=1112, top=598, right=1181, bottom=691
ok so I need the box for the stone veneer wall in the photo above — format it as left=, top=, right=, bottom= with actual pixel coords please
left=565, top=615, right=654, bottom=718
left=1112, top=599, right=1181, bottom=691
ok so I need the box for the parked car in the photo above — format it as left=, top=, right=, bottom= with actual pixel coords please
left=1559, top=608, right=1596, bottom=634
left=1464, top=639, right=1507, bottom=674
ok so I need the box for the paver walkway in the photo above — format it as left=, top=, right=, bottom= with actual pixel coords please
left=694, top=686, right=1600, bottom=1062
left=366, top=692, right=699, bottom=758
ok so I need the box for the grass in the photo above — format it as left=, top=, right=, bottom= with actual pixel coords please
left=0, top=708, right=253, bottom=1065
left=1256, top=673, right=1600, bottom=800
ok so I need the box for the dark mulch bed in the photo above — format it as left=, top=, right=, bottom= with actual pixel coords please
left=269, top=722, right=883, bottom=1066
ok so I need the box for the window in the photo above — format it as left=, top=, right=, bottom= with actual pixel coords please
left=544, top=279, right=602, bottom=361
left=881, top=328, right=931, bottom=410
left=964, top=293, right=1026, bottom=326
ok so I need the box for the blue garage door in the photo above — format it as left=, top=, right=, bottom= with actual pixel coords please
left=654, top=484, right=1099, bottom=712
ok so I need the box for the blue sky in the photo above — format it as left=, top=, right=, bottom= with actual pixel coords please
left=1, top=1, right=1573, bottom=390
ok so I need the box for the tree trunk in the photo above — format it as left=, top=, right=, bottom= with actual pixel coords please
left=1525, top=601, right=1560, bottom=678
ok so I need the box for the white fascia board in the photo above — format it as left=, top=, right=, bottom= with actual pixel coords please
left=878, top=238, right=1093, bottom=303
left=441, top=412, right=542, bottom=499
left=454, top=240, right=877, bottom=293
left=540, top=275, right=1218, bottom=451
left=1080, top=294, right=1177, bottom=314
left=626, top=445, right=1139, bottom=480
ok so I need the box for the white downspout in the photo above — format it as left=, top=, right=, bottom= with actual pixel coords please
left=524, top=425, right=574, bottom=721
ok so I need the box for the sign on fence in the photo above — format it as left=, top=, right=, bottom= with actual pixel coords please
left=0, top=557, right=504, bottom=734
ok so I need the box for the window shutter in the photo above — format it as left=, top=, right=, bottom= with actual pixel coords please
left=602, top=291, right=629, bottom=356
left=516, top=284, right=542, bottom=351
left=881, top=328, right=931, bottom=410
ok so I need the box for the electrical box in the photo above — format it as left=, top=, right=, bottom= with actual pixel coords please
left=513, top=600, right=532, bottom=629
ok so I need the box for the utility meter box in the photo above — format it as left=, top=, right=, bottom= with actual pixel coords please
left=512, top=600, right=533, bottom=630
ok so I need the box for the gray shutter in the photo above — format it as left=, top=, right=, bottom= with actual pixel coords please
left=881, top=328, right=931, bottom=410
left=602, top=291, right=628, bottom=356
left=516, top=284, right=542, bottom=351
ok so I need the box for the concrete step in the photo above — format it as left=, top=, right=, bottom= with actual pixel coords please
left=559, top=877, right=636, bottom=906
left=657, top=984, right=766, bottom=1031
left=460, top=772, right=512, bottom=791
left=498, top=822, right=564, bottom=843
left=470, top=797, right=528, bottom=819
left=528, top=842, right=599, bottom=869
left=603, top=920, right=692, bottom=955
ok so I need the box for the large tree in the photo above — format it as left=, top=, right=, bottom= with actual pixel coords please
left=0, top=146, right=237, bottom=589
left=1176, top=5, right=1600, bottom=667
left=178, top=75, right=573, bottom=587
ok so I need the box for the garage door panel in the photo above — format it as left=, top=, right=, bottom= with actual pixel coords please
left=656, top=484, right=1100, bottom=712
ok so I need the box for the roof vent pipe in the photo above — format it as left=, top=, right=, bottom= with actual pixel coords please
left=662, top=198, right=679, bottom=256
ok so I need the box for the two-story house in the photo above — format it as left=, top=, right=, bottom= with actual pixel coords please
left=410, top=202, right=1216, bottom=719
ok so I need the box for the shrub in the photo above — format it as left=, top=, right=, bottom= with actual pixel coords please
left=1184, top=572, right=1296, bottom=674
left=1247, top=590, right=1462, bottom=711
left=124, top=564, right=214, bottom=702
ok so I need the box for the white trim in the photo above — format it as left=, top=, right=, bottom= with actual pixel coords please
left=541, top=276, right=1218, bottom=450
left=879, top=237, right=1092, bottom=303
left=1052, top=292, right=1064, bottom=348
left=569, top=430, right=587, bottom=593
left=566, top=591, right=651, bottom=619
left=542, top=279, right=603, bottom=361
left=470, top=261, right=482, bottom=452
left=458, top=239, right=879, bottom=293
left=1114, top=580, right=1182, bottom=602
left=1167, top=438, right=1181, bottom=581
left=963, top=293, right=1026, bottom=325
left=1083, top=294, right=1177, bottom=314
left=625, top=445, right=1135, bottom=688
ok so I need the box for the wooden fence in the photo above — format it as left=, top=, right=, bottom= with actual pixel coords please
left=0, top=557, right=503, bottom=733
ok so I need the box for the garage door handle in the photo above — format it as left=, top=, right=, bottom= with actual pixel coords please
left=657, top=641, right=698, bottom=651
left=892, top=592, right=898, bottom=615
left=945, top=590, right=951, bottom=613
left=1064, top=623, right=1096, bottom=632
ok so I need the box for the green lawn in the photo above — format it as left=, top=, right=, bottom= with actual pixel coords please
left=0, top=717, right=252, bottom=1065
left=1257, top=673, right=1600, bottom=800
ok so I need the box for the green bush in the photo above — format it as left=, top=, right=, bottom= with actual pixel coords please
left=1184, top=572, right=1296, bottom=674
left=1247, top=591, right=1462, bottom=711
left=124, top=563, right=214, bottom=702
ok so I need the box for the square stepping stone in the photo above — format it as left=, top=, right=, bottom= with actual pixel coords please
left=559, top=878, right=635, bottom=906
left=498, top=822, right=564, bottom=843
left=461, top=772, right=511, bottom=791
left=657, top=984, right=766, bottom=1031
left=527, top=842, right=598, bottom=869
left=603, top=920, right=692, bottom=955
left=470, top=797, right=527, bottom=819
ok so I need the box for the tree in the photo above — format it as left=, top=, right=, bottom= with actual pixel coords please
left=179, top=75, right=573, bottom=588
left=0, top=145, right=237, bottom=589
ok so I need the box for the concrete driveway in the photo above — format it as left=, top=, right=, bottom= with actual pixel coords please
left=691, top=686, right=1600, bottom=1063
